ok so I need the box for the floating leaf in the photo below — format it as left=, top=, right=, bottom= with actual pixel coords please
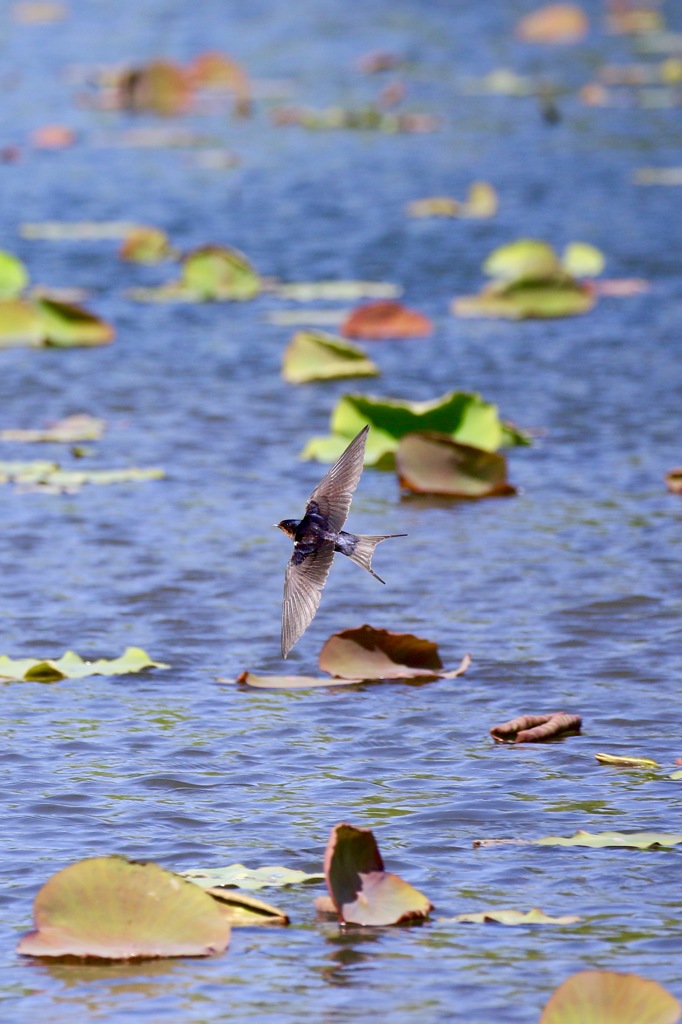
left=406, top=196, right=463, bottom=218
left=119, top=226, right=175, bottom=264
left=34, top=297, right=114, bottom=347
left=274, top=281, right=401, bottom=302
left=116, top=60, right=192, bottom=117
left=406, top=182, right=498, bottom=219
left=0, top=414, right=105, bottom=444
left=465, top=180, right=499, bottom=217
left=324, top=824, right=432, bottom=926
left=302, top=391, right=529, bottom=468
left=17, top=856, right=230, bottom=960
left=0, top=299, right=45, bottom=346
left=0, top=251, right=29, bottom=298
left=0, top=460, right=163, bottom=492
left=182, top=864, right=324, bottom=891
left=665, top=468, right=682, bottom=494
left=515, top=3, right=589, bottom=44
left=0, top=647, right=169, bottom=682
left=20, top=221, right=141, bottom=240
left=236, top=671, right=355, bottom=689
left=319, top=625, right=471, bottom=682
left=265, top=309, right=347, bottom=327
left=595, top=753, right=660, bottom=769
left=490, top=712, right=582, bottom=743
left=561, top=242, right=605, bottom=277
left=204, top=889, right=288, bottom=926
left=179, top=245, right=260, bottom=300
left=461, top=69, right=538, bottom=97
left=474, top=830, right=682, bottom=849
left=540, top=970, right=681, bottom=1024
left=484, top=239, right=560, bottom=282
left=448, top=908, right=581, bottom=926
left=341, top=300, right=432, bottom=339
left=635, top=167, right=682, bottom=186
left=453, top=278, right=595, bottom=320
left=282, top=330, right=379, bottom=384
left=396, top=433, right=516, bottom=498
left=186, top=52, right=251, bottom=116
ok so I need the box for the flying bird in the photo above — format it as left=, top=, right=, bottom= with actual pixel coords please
left=276, top=425, right=406, bottom=658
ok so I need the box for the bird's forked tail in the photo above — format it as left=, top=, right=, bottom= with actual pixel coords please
left=347, top=534, right=407, bottom=584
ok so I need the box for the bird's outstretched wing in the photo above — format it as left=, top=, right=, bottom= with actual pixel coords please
left=281, top=541, right=336, bottom=658
left=306, top=425, right=369, bottom=535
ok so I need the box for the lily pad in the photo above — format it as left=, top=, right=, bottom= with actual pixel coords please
left=406, top=182, right=498, bottom=219
left=483, top=239, right=561, bottom=282
left=186, top=51, right=251, bottom=116
left=34, top=297, right=114, bottom=346
left=282, top=331, right=379, bottom=384
left=0, top=414, right=105, bottom=444
left=180, top=245, right=260, bottom=300
left=474, top=830, right=682, bottom=849
left=274, top=281, right=401, bottom=302
left=341, top=300, right=432, bottom=339
left=448, top=908, right=581, bottom=926
left=516, top=3, right=589, bottom=44
left=561, top=241, right=606, bottom=277
left=318, top=625, right=470, bottom=681
left=116, top=60, right=192, bottom=117
left=540, top=970, right=681, bottom=1024
left=595, top=753, right=660, bottom=769
left=119, top=226, right=175, bottom=264
left=490, top=712, right=582, bottom=743
left=182, top=864, right=324, bottom=891
left=323, top=823, right=432, bottom=926
left=0, top=647, right=169, bottom=682
left=453, top=278, right=595, bottom=320
left=396, top=433, right=516, bottom=498
left=20, top=221, right=140, bottom=240
left=0, top=251, right=29, bottom=298
left=301, top=391, right=529, bottom=468
left=0, top=460, right=164, bottom=492
left=204, top=890, right=288, bottom=926
left=0, top=299, right=45, bottom=346
left=17, top=856, right=230, bottom=960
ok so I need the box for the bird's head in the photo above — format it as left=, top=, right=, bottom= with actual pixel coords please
left=275, top=519, right=298, bottom=539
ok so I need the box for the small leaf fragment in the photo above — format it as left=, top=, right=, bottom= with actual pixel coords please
left=490, top=712, right=581, bottom=744
left=595, top=753, right=660, bottom=769
left=34, top=297, right=114, bottom=347
left=116, top=60, right=192, bottom=117
left=341, top=300, right=432, bottom=340
left=665, top=468, right=682, bottom=495
left=539, top=970, right=681, bottom=1024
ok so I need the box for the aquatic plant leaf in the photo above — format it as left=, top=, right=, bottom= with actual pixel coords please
left=282, top=331, right=379, bottom=384
left=341, top=300, right=432, bottom=339
left=490, top=712, right=582, bottom=743
left=0, top=460, right=164, bottom=492
left=116, top=60, right=192, bottom=116
left=0, top=647, right=169, bottom=682
left=274, top=281, right=400, bottom=301
left=0, top=251, right=29, bottom=298
left=182, top=864, right=324, bottom=891
left=236, top=671, right=360, bottom=689
left=406, top=182, right=498, bottom=219
left=483, top=239, right=560, bottom=282
left=406, top=196, right=463, bottom=218
left=595, top=753, right=660, bottom=769
left=272, top=105, right=438, bottom=133
left=30, top=124, right=75, bottom=149
left=324, top=823, right=432, bottom=926
left=515, top=3, right=589, bottom=44
left=561, top=242, right=605, bottom=277
left=20, top=221, right=140, bottom=240
left=17, top=856, right=230, bottom=960
left=318, top=625, right=470, bottom=681
left=449, top=908, right=581, bottom=925
left=665, top=468, right=682, bottom=494
left=119, top=226, right=175, bottom=264
left=34, top=297, right=114, bottom=346
left=464, top=180, right=499, bottom=217
left=180, top=245, right=260, bottom=300
left=453, top=280, right=595, bottom=320
left=0, top=299, right=45, bottom=346
left=0, top=414, right=105, bottom=444
left=396, top=433, right=516, bottom=498
left=204, top=890, right=288, bottom=926
left=186, top=52, right=251, bottom=116
left=265, top=309, right=347, bottom=327
left=475, top=830, right=682, bottom=849
left=13, top=1, right=67, bottom=22
left=539, top=970, right=681, bottom=1024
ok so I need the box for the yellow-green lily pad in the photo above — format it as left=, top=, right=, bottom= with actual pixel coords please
left=0, top=251, right=29, bottom=298
left=0, top=646, right=169, bottom=682
left=448, top=907, right=581, bottom=926
left=182, top=864, right=324, bottom=891
left=281, top=330, right=379, bottom=384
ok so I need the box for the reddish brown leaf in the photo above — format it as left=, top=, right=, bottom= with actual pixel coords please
left=318, top=625, right=470, bottom=682
left=516, top=3, right=589, bottom=43
left=341, top=300, right=432, bottom=340
left=491, top=712, right=582, bottom=744
left=665, top=468, right=682, bottom=495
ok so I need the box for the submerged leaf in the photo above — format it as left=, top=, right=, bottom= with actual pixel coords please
left=282, top=331, right=379, bottom=384
left=396, top=433, right=516, bottom=498
left=182, top=864, right=324, bottom=891
left=449, top=908, right=581, bottom=926
left=595, top=753, right=660, bottom=769
left=324, top=824, right=432, bottom=926
left=0, top=414, right=105, bottom=444
left=0, top=251, right=29, bottom=298
left=0, top=647, right=169, bottom=682
left=341, top=300, right=432, bottom=339
left=319, top=625, right=470, bottom=681
left=17, top=856, right=230, bottom=960
left=490, top=712, right=581, bottom=743
left=539, top=970, right=681, bottom=1024
left=515, top=3, right=589, bottom=44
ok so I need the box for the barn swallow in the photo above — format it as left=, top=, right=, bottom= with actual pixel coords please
left=276, top=425, right=406, bottom=658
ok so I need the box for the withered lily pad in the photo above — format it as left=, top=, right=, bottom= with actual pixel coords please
left=490, top=712, right=582, bottom=743
left=282, top=331, right=379, bottom=384
left=318, top=625, right=471, bottom=682
left=323, top=823, right=432, bottom=926
left=302, top=391, right=530, bottom=468
left=447, top=907, right=581, bottom=926
left=341, top=300, right=432, bottom=340
left=0, top=647, right=169, bottom=682
left=474, top=830, right=682, bottom=849
left=396, top=433, right=516, bottom=498
left=540, top=970, right=681, bottom=1024
left=182, top=864, right=323, bottom=891
left=0, top=414, right=105, bottom=444
left=595, top=753, right=660, bottom=769
left=17, top=856, right=230, bottom=960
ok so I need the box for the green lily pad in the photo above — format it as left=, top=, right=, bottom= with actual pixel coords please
left=180, top=245, right=260, bottom=300
left=483, top=239, right=560, bottom=282
left=595, top=753, right=660, bottom=769
left=396, top=432, right=516, bottom=498
left=301, top=391, right=528, bottom=469
left=17, top=856, right=230, bottom=960
left=0, top=299, right=45, bottom=346
left=449, top=908, right=581, bottom=926
left=561, top=241, right=606, bottom=277
left=540, top=970, right=681, bottom=1024
left=33, top=297, right=114, bottom=346
left=0, top=646, right=169, bottom=682
left=453, top=278, right=595, bottom=320
left=0, top=414, right=105, bottom=444
left=182, top=864, right=324, bottom=891
left=281, top=330, right=379, bottom=384
left=0, top=251, right=29, bottom=298
left=323, top=823, right=432, bottom=926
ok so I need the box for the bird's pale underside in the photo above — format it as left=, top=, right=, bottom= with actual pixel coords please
left=278, top=425, right=406, bottom=658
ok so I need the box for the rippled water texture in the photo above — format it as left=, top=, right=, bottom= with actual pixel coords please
left=1, top=1, right=682, bottom=1021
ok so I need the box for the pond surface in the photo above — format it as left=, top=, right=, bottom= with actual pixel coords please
left=1, top=1, right=682, bottom=1021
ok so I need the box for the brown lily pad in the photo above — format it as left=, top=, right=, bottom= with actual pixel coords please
left=341, top=300, right=433, bottom=339
left=490, top=712, right=582, bottom=743
left=396, top=432, right=516, bottom=498
left=319, top=625, right=470, bottom=681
